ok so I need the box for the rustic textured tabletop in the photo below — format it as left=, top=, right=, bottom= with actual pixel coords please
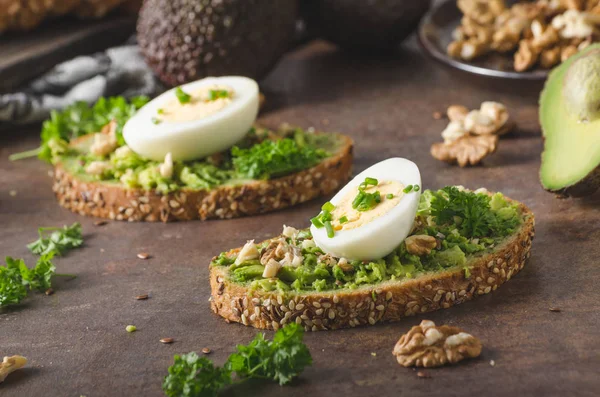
left=1, top=39, right=599, bottom=397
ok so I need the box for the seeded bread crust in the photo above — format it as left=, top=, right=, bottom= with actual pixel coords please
left=209, top=200, right=534, bottom=331
left=52, top=134, right=353, bottom=222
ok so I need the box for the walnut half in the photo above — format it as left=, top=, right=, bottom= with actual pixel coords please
left=392, top=320, right=482, bottom=368
left=0, top=355, right=27, bottom=383
left=431, top=134, right=498, bottom=167
left=405, top=235, right=437, bottom=256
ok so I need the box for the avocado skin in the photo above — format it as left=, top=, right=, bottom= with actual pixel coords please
left=539, top=44, right=600, bottom=197
left=137, top=0, right=298, bottom=87
left=302, top=0, right=431, bottom=53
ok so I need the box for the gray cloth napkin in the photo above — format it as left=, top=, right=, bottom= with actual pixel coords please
left=0, top=43, right=163, bottom=126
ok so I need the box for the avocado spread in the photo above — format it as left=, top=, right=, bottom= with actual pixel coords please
left=49, top=126, right=336, bottom=193
left=212, top=187, right=524, bottom=293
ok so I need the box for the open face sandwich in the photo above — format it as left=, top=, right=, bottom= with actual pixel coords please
left=210, top=159, right=535, bottom=331
left=34, top=76, right=353, bottom=222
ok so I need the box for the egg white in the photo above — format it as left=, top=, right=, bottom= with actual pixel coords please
left=123, top=76, right=259, bottom=161
left=311, top=158, right=421, bottom=261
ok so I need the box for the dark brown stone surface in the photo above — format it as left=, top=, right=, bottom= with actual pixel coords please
left=1, top=39, right=599, bottom=397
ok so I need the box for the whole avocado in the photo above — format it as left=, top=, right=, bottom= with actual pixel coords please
left=302, top=0, right=431, bottom=53
left=137, top=0, right=298, bottom=87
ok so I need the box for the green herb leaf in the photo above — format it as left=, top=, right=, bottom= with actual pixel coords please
left=403, top=185, right=414, bottom=193
left=386, top=193, right=394, bottom=199
left=324, top=221, right=334, bottom=238
left=163, top=353, right=232, bottom=397
left=227, top=323, right=312, bottom=385
left=30, top=96, right=149, bottom=163
left=0, top=257, right=28, bottom=306
left=232, top=137, right=327, bottom=180
left=208, top=89, right=231, bottom=101
left=151, top=117, right=161, bottom=125
left=162, top=324, right=312, bottom=397
left=20, top=253, right=56, bottom=292
left=339, top=216, right=348, bottom=224
left=27, top=223, right=83, bottom=256
left=175, top=87, right=192, bottom=104
left=321, top=202, right=335, bottom=212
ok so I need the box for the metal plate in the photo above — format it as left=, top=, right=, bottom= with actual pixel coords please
left=418, top=0, right=549, bottom=80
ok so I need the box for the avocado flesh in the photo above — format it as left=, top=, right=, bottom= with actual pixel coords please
left=540, top=44, right=600, bottom=196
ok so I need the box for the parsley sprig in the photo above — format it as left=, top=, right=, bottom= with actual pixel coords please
left=162, top=323, right=312, bottom=397
left=27, top=223, right=83, bottom=256
left=352, top=177, right=381, bottom=212
left=9, top=96, right=149, bottom=163
left=1, top=223, right=82, bottom=307
left=0, top=254, right=75, bottom=307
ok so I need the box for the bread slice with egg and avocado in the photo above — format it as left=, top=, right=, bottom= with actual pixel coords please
left=51, top=125, right=353, bottom=222
left=209, top=188, right=534, bottom=331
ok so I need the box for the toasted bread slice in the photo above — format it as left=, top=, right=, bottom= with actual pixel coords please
left=209, top=197, right=534, bottom=331
left=52, top=131, right=353, bottom=222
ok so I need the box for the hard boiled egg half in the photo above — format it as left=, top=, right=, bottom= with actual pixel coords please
left=310, top=158, right=421, bottom=261
left=123, top=76, right=259, bottom=161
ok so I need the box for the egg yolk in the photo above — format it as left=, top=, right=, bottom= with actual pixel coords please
left=331, top=180, right=404, bottom=231
left=159, top=85, right=234, bottom=123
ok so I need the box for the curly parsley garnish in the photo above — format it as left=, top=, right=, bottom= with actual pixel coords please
left=352, top=177, right=381, bottom=212
left=429, top=187, right=520, bottom=238
left=175, top=87, right=192, bottom=104
left=162, top=323, right=312, bottom=397
left=27, top=223, right=83, bottom=256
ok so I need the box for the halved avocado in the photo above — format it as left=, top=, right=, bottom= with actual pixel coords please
left=540, top=44, right=600, bottom=197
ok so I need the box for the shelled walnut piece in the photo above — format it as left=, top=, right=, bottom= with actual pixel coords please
left=449, top=0, right=600, bottom=72
left=431, top=101, right=513, bottom=167
left=392, top=320, right=482, bottom=368
left=0, top=355, right=27, bottom=383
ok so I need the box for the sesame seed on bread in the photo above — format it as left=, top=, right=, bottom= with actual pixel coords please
left=52, top=132, right=353, bottom=222
left=209, top=199, right=534, bottom=331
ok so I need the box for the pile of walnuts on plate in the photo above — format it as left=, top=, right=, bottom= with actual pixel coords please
left=0, top=0, right=141, bottom=34
left=448, top=0, right=600, bottom=71
left=431, top=101, right=514, bottom=167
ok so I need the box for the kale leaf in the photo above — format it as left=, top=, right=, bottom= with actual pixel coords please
left=232, top=137, right=327, bottom=179
left=27, top=222, right=83, bottom=256
left=162, top=324, right=312, bottom=397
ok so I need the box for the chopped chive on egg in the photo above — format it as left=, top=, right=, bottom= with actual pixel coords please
left=386, top=193, right=394, bottom=199
left=157, top=108, right=164, bottom=114
left=310, top=158, right=422, bottom=260
left=175, top=87, right=191, bottom=104
left=151, top=117, right=161, bottom=125
left=322, top=201, right=335, bottom=212
left=208, top=89, right=231, bottom=101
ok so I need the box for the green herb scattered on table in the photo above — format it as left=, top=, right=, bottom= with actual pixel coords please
left=27, top=222, right=83, bottom=256
left=162, top=323, right=312, bottom=397
left=0, top=253, right=75, bottom=307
